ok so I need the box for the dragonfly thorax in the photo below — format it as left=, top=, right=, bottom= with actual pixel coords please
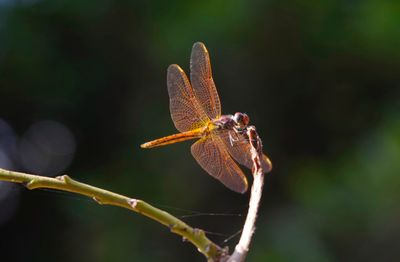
left=212, top=112, right=250, bottom=134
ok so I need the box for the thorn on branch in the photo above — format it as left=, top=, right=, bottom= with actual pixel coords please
left=193, top=228, right=205, bottom=237
left=24, top=179, right=37, bottom=189
left=168, top=223, right=176, bottom=230
left=56, top=174, right=72, bottom=183
left=128, top=198, right=138, bottom=208
left=93, top=196, right=104, bottom=204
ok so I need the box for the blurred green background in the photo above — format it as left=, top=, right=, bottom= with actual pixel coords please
left=0, top=0, right=399, bottom=261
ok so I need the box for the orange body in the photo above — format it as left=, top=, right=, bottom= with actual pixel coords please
left=141, top=128, right=204, bottom=148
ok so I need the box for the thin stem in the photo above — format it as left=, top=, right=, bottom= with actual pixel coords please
left=0, top=168, right=224, bottom=261
left=227, top=126, right=270, bottom=262
left=227, top=169, right=265, bottom=262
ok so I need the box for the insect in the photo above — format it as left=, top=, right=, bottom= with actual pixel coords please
left=141, top=42, right=271, bottom=193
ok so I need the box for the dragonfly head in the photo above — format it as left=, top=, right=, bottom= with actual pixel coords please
left=233, top=112, right=250, bottom=130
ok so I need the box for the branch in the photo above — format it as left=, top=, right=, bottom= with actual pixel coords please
left=0, top=168, right=225, bottom=261
left=0, top=127, right=270, bottom=262
left=227, top=126, right=271, bottom=262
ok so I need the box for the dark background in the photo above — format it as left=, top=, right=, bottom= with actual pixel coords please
left=0, top=0, right=399, bottom=261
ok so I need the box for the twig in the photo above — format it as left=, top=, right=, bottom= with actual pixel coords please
left=227, top=126, right=270, bottom=262
left=0, top=126, right=270, bottom=262
left=0, top=168, right=225, bottom=261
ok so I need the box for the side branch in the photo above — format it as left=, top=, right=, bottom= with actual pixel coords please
left=0, top=168, right=224, bottom=261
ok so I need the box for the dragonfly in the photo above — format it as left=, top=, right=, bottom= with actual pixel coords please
left=141, top=42, right=272, bottom=193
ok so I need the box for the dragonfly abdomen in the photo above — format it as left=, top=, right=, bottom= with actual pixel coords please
left=140, top=129, right=204, bottom=148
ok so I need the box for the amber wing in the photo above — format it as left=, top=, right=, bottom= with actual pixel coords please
left=219, top=130, right=272, bottom=173
left=191, top=135, right=248, bottom=193
left=167, top=64, right=209, bottom=132
left=190, top=42, right=221, bottom=120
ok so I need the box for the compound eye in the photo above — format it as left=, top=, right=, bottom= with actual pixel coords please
left=242, top=113, right=250, bottom=126
left=234, top=112, right=250, bottom=127
left=233, top=112, right=242, bottom=124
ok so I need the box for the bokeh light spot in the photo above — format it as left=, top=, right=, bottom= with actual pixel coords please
left=19, top=120, right=76, bottom=176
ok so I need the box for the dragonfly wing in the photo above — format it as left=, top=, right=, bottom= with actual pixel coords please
left=167, top=64, right=209, bottom=132
left=190, top=42, right=222, bottom=120
left=191, top=136, right=248, bottom=193
left=219, top=130, right=272, bottom=173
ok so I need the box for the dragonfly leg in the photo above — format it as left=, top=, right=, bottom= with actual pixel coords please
left=229, top=131, right=239, bottom=146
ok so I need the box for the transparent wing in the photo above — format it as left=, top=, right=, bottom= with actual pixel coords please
left=190, top=42, right=221, bottom=120
left=191, top=136, right=248, bottom=193
left=218, top=130, right=272, bottom=173
left=167, top=64, right=209, bottom=132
